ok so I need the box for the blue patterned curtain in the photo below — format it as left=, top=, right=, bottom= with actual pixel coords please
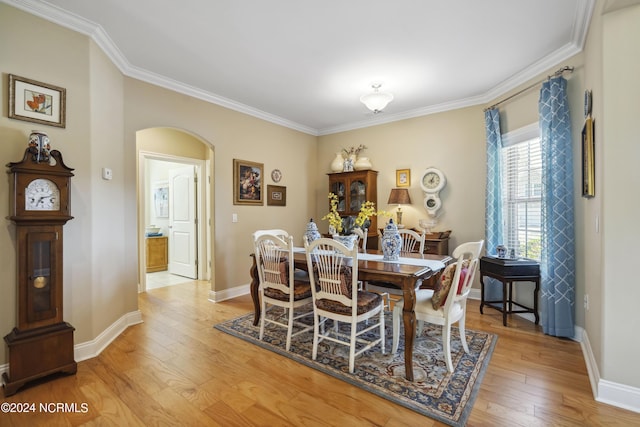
left=538, top=77, right=575, bottom=338
left=484, top=108, right=503, bottom=300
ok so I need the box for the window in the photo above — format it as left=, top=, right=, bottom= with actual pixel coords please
left=502, top=124, right=542, bottom=260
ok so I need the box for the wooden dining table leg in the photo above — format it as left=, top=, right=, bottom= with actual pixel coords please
left=249, top=254, right=261, bottom=326
left=401, top=278, right=418, bottom=382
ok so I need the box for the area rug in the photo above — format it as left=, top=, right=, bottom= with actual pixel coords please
left=215, top=309, right=496, bottom=427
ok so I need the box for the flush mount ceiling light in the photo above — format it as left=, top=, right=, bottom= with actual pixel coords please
left=360, top=83, right=394, bottom=114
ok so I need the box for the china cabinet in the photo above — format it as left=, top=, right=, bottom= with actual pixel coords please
left=327, top=170, right=378, bottom=247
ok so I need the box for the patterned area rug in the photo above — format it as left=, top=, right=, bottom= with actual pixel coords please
left=215, top=308, right=496, bottom=427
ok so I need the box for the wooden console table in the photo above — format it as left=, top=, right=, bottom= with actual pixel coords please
left=479, top=256, right=540, bottom=326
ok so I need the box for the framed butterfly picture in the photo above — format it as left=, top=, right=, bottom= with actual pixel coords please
left=9, top=74, right=66, bottom=128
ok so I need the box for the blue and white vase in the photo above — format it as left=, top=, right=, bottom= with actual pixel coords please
left=381, top=219, right=402, bottom=261
left=332, top=234, right=358, bottom=251
left=304, top=218, right=322, bottom=244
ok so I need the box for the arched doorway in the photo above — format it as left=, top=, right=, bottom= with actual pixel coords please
left=136, top=127, right=214, bottom=292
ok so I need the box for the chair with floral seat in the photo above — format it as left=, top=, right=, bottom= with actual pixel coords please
left=253, top=231, right=314, bottom=351
left=392, top=240, right=484, bottom=372
left=304, top=237, right=385, bottom=373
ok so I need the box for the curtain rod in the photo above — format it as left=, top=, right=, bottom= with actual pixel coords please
left=484, top=66, right=574, bottom=112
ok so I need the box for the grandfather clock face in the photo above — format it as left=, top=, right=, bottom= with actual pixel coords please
left=25, top=178, right=60, bottom=211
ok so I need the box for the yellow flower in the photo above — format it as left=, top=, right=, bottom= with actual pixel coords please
left=322, top=193, right=344, bottom=233
left=322, top=193, right=391, bottom=235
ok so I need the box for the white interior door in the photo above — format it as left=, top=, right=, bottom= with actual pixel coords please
left=169, top=165, right=197, bottom=278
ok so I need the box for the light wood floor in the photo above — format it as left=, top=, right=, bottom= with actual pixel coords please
left=2, top=281, right=639, bottom=426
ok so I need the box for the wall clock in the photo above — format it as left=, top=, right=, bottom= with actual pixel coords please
left=3, top=144, right=76, bottom=396
left=420, top=167, right=446, bottom=216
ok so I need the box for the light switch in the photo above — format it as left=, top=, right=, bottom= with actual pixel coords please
left=102, top=167, right=113, bottom=180
left=232, top=213, right=238, bottom=223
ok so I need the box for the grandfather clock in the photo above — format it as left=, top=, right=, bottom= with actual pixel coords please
left=3, top=143, right=76, bottom=396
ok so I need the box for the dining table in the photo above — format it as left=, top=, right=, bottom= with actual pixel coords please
left=249, top=248, right=452, bottom=381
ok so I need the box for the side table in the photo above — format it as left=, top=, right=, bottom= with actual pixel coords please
left=479, top=256, right=540, bottom=326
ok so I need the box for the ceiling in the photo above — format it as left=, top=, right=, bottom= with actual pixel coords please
left=9, top=0, right=594, bottom=135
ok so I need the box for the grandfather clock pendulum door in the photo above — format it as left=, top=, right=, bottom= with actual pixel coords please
left=3, top=141, right=76, bottom=397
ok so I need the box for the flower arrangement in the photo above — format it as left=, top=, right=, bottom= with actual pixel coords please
left=322, top=193, right=390, bottom=235
left=342, top=144, right=367, bottom=158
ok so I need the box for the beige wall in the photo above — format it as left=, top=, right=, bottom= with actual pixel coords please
left=317, top=106, right=487, bottom=251
left=0, top=6, right=97, bottom=345
left=123, top=79, right=317, bottom=295
left=601, top=2, right=640, bottom=388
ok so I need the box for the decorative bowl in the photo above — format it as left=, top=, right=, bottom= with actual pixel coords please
left=146, top=226, right=161, bottom=234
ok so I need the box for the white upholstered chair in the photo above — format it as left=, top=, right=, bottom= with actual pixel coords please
left=253, top=231, right=314, bottom=351
left=304, top=237, right=385, bottom=373
left=392, top=240, right=484, bottom=372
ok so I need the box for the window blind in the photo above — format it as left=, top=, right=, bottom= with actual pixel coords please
left=501, top=136, right=542, bottom=260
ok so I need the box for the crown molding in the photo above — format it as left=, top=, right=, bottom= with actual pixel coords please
left=3, top=0, right=595, bottom=137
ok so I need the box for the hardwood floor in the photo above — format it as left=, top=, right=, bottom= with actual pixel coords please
left=2, top=281, right=639, bottom=426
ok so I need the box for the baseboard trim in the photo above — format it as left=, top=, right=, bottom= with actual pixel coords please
left=580, top=328, right=640, bottom=413
left=74, top=310, right=144, bottom=362
left=0, top=310, right=143, bottom=383
left=208, top=283, right=249, bottom=303
left=469, top=289, right=639, bottom=413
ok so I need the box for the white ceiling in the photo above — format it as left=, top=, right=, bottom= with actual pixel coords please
left=8, top=0, right=594, bottom=135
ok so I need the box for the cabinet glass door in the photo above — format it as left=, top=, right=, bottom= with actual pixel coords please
left=330, top=181, right=346, bottom=212
left=350, top=180, right=366, bottom=212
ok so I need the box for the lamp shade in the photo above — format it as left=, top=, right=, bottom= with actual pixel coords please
left=360, top=84, right=393, bottom=113
left=388, top=188, right=411, bottom=205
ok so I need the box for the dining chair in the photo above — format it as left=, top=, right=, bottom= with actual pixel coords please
left=352, top=227, right=368, bottom=252
left=391, top=240, right=484, bottom=372
left=254, top=228, right=310, bottom=282
left=304, top=237, right=385, bottom=373
left=253, top=231, right=314, bottom=351
left=367, top=228, right=427, bottom=307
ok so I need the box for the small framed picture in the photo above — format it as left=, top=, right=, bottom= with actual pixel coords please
left=233, top=159, right=264, bottom=205
left=267, top=185, right=286, bottom=206
left=153, top=181, right=169, bottom=218
left=9, top=74, right=66, bottom=128
left=396, top=169, right=411, bottom=187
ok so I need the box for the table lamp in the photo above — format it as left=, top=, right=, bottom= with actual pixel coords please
left=387, top=188, right=411, bottom=226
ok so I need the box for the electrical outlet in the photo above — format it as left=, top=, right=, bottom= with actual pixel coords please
left=584, top=294, right=589, bottom=311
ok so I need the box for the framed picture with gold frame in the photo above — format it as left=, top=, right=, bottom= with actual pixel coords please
left=267, top=185, right=286, bottom=206
left=233, top=159, right=264, bottom=205
left=396, top=169, right=411, bottom=187
left=582, top=117, right=595, bottom=198
left=9, top=74, right=66, bottom=128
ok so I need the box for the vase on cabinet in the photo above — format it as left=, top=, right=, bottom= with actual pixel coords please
left=354, top=156, right=372, bottom=170
left=343, top=155, right=355, bottom=172
left=330, top=153, right=344, bottom=172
